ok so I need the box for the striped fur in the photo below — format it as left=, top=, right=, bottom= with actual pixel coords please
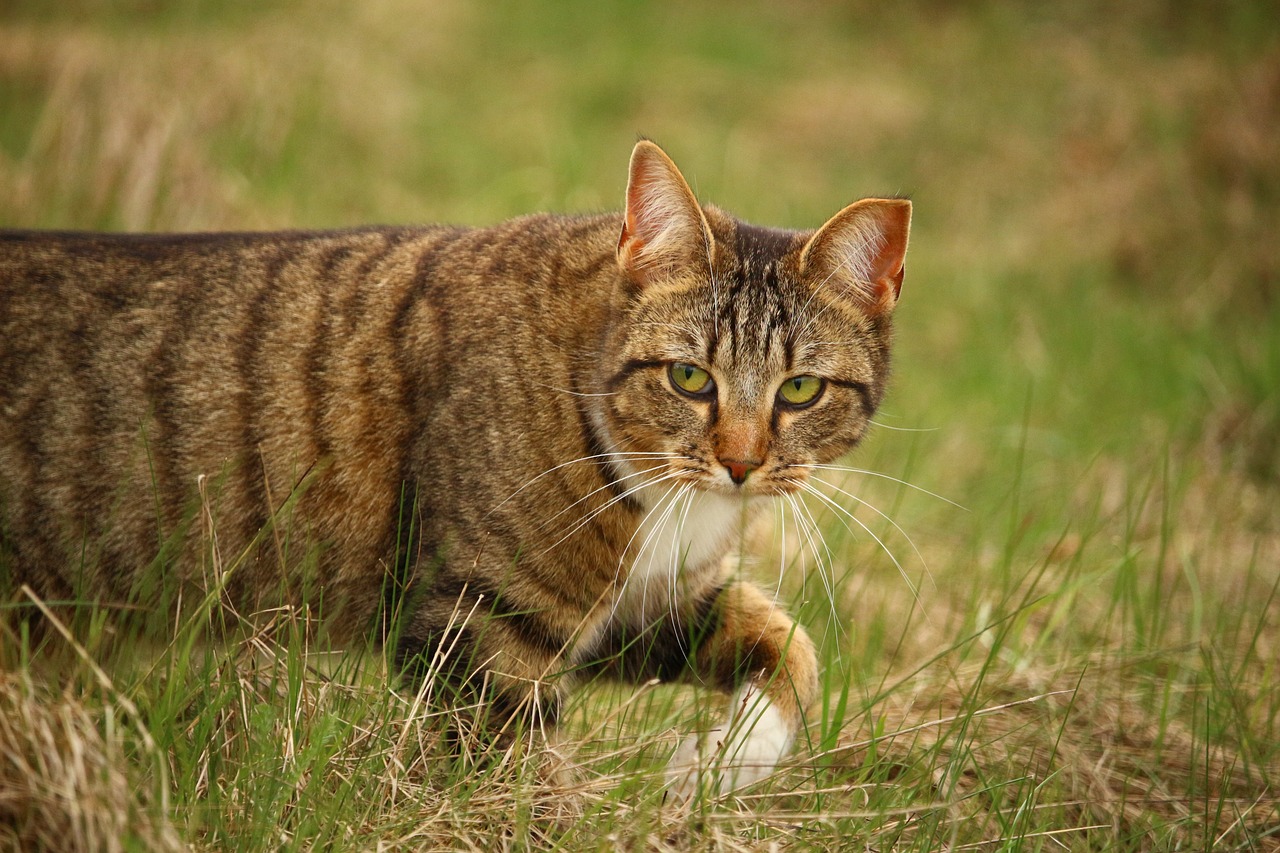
left=0, top=141, right=910, bottom=792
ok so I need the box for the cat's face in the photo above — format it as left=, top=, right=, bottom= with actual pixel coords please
left=597, top=142, right=910, bottom=499
left=603, top=227, right=886, bottom=496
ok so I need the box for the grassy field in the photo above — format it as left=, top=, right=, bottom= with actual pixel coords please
left=2, top=0, right=1278, bottom=849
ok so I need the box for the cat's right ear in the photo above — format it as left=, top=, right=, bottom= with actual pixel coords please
left=617, top=141, right=714, bottom=289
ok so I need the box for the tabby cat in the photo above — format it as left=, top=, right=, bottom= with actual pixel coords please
left=0, top=141, right=910, bottom=794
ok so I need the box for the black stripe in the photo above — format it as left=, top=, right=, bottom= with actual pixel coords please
left=734, top=222, right=800, bottom=263
left=16, top=385, right=58, bottom=585
left=236, top=247, right=290, bottom=550
left=304, top=262, right=333, bottom=467
left=760, top=263, right=785, bottom=364
left=485, top=682, right=561, bottom=729
left=728, top=275, right=747, bottom=364
left=828, top=378, right=874, bottom=417
left=342, top=231, right=409, bottom=335
left=349, top=249, right=395, bottom=406
left=316, top=243, right=354, bottom=279
left=71, top=309, right=106, bottom=555
left=653, top=583, right=726, bottom=680
left=432, top=571, right=565, bottom=659
left=377, top=479, right=422, bottom=640
left=394, top=615, right=478, bottom=684
left=470, top=573, right=566, bottom=659
left=0, top=226, right=415, bottom=252
left=606, top=358, right=664, bottom=391
left=827, top=378, right=870, bottom=395
left=146, top=266, right=201, bottom=532
left=393, top=570, right=564, bottom=728
left=480, top=227, right=527, bottom=279
left=391, top=229, right=466, bottom=346
left=575, top=253, right=614, bottom=283
left=589, top=583, right=726, bottom=683
left=571, top=381, right=640, bottom=514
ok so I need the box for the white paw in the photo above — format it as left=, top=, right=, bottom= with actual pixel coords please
left=665, top=688, right=793, bottom=800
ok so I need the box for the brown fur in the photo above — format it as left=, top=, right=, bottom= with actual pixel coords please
left=0, top=142, right=910, bottom=784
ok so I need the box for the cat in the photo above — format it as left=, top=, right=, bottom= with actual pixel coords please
left=0, top=140, right=910, bottom=795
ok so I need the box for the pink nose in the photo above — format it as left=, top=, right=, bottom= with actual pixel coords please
left=721, top=458, right=759, bottom=485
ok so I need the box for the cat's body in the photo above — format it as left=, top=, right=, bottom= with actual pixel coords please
left=0, top=142, right=910, bottom=793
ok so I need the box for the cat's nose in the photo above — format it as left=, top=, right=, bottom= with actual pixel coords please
left=721, top=458, right=760, bottom=486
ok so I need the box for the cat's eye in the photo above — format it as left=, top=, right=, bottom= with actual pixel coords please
left=669, top=362, right=714, bottom=397
left=777, top=375, right=824, bottom=407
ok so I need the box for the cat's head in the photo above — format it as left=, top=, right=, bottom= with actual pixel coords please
left=597, top=140, right=910, bottom=498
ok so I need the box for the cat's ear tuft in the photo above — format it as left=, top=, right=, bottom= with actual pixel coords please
left=800, top=198, right=911, bottom=315
left=618, top=141, right=714, bottom=287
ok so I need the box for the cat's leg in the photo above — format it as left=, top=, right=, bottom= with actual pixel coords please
left=590, top=578, right=819, bottom=797
left=669, top=580, right=818, bottom=796
left=392, top=571, right=574, bottom=746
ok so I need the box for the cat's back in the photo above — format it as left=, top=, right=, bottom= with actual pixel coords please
left=0, top=226, right=445, bottom=447
left=0, top=227, right=429, bottom=356
left=0, top=215, right=618, bottom=335
left=0, top=226, right=433, bottom=600
left=0, top=226, right=437, bottom=314
left=0, top=215, right=620, bottom=610
left=0, top=217, right=612, bottom=387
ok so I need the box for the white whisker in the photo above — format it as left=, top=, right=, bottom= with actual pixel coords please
left=775, top=497, right=788, bottom=599
left=541, top=469, right=686, bottom=557
left=782, top=486, right=838, bottom=619
left=867, top=420, right=940, bottom=433
left=531, top=382, right=619, bottom=398
left=798, top=481, right=927, bottom=617
left=666, top=485, right=697, bottom=643
left=810, top=475, right=934, bottom=591
left=635, top=481, right=688, bottom=627
left=798, top=463, right=966, bottom=510
left=487, top=450, right=680, bottom=517
left=781, top=491, right=841, bottom=644
left=609, top=478, right=686, bottom=624
left=535, top=461, right=674, bottom=533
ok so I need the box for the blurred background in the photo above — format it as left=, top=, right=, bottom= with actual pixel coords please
left=2, top=0, right=1277, bottom=708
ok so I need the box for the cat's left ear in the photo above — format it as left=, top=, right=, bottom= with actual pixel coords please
left=618, top=140, right=714, bottom=288
left=800, top=198, right=911, bottom=316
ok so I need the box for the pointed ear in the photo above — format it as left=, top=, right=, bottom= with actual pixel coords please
left=800, top=198, right=911, bottom=315
left=617, top=140, right=713, bottom=287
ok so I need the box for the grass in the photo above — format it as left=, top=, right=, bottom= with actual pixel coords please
left=1, top=0, right=1278, bottom=849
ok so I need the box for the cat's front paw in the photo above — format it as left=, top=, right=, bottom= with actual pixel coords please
left=664, top=691, right=793, bottom=800
left=664, top=725, right=725, bottom=800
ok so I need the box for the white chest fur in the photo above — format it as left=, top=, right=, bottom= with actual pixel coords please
left=611, top=486, right=748, bottom=627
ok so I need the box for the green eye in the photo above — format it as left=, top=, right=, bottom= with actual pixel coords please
left=669, top=362, right=714, bottom=396
left=778, top=375, right=824, bottom=407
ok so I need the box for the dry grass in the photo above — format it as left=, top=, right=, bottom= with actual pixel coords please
left=836, top=661, right=1279, bottom=849
left=0, top=673, right=182, bottom=853
left=2, top=0, right=1278, bottom=849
